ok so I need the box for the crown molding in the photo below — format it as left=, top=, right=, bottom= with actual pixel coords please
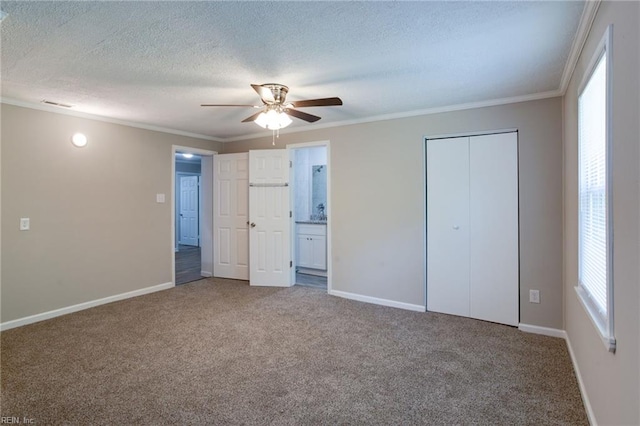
left=559, top=0, right=601, bottom=94
left=221, top=89, right=562, bottom=143
left=2, top=89, right=562, bottom=145
left=0, top=97, right=222, bottom=142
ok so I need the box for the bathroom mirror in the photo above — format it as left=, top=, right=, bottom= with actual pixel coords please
left=311, top=165, right=327, bottom=220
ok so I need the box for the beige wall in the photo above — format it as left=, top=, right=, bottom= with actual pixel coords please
left=1, top=97, right=565, bottom=330
left=1, top=104, right=221, bottom=323
left=225, top=97, right=564, bottom=328
left=563, top=1, right=640, bottom=424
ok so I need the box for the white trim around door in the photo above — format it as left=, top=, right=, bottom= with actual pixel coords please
left=171, top=145, right=217, bottom=286
left=287, top=140, right=332, bottom=293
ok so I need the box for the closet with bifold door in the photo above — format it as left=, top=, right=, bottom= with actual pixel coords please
left=426, top=131, right=519, bottom=326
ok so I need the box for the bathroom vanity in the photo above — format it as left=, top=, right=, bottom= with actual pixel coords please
left=295, top=222, right=327, bottom=274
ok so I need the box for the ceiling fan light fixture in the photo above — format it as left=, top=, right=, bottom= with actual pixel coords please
left=276, top=112, right=292, bottom=129
left=201, top=83, right=341, bottom=134
left=255, top=109, right=292, bottom=130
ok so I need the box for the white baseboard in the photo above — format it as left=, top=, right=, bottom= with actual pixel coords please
left=201, top=271, right=213, bottom=277
left=329, top=290, right=425, bottom=312
left=0, top=282, right=174, bottom=331
left=518, top=323, right=567, bottom=339
left=565, top=334, right=597, bottom=425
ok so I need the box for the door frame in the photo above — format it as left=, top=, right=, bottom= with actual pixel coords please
left=171, top=145, right=217, bottom=286
left=287, top=140, right=332, bottom=293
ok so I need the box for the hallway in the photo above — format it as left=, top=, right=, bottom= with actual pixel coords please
left=175, top=244, right=202, bottom=285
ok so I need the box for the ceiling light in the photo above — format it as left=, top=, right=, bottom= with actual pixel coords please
left=71, top=133, right=88, bottom=148
left=182, top=153, right=194, bottom=159
left=255, top=108, right=292, bottom=130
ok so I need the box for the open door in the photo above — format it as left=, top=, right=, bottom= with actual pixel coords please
left=214, top=153, right=249, bottom=280
left=249, top=149, right=292, bottom=287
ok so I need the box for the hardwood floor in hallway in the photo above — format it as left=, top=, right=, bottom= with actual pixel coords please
left=295, top=272, right=327, bottom=290
left=175, top=244, right=203, bottom=285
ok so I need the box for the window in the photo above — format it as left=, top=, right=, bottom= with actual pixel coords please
left=576, top=25, right=615, bottom=352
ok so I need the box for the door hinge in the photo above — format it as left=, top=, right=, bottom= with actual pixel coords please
left=289, top=211, right=292, bottom=218
left=289, top=160, right=292, bottom=168
left=290, top=261, right=293, bottom=268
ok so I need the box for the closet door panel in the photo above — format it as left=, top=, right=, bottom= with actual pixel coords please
left=469, top=133, right=519, bottom=326
left=427, top=137, right=470, bottom=317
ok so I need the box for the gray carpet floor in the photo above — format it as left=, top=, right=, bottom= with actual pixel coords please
left=1, top=278, right=587, bottom=425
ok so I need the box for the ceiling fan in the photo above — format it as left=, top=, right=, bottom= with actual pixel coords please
left=201, top=83, right=342, bottom=130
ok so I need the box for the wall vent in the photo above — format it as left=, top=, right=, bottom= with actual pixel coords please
left=41, top=100, right=74, bottom=108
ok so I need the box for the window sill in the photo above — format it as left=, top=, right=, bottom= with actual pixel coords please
left=574, top=286, right=616, bottom=353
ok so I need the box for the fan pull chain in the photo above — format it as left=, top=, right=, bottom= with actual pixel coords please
left=272, top=128, right=281, bottom=146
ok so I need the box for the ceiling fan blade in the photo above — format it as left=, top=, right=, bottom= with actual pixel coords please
left=286, top=108, right=321, bottom=123
left=251, top=84, right=275, bottom=103
left=290, top=97, right=343, bottom=108
left=241, top=111, right=264, bottom=123
left=201, top=104, right=260, bottom=108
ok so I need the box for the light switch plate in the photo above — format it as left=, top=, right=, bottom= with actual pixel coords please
left=20, top=218, right=30, bottom=231
left=529, top=289, right=540, bottom=304
left=156, top=193, right=165, bottom=203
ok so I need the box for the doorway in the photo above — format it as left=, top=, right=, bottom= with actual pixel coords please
left=288, top=142, right=331, bottom=291
left=172, top=146, right=216, bottom=286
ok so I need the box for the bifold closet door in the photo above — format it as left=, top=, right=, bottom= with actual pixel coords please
left=426, top=132, right=519, bottom=326
left=426, top=137, right=470, bottom=317
left=469, top=133, right=518, bottom=326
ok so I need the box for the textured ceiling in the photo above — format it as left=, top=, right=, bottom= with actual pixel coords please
left=0, top=1, right=585, bottom=141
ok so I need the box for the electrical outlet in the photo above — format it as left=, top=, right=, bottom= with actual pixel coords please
left=529, top=289, right=540, bottom=304
left=19, top=218, right=30, bottom=231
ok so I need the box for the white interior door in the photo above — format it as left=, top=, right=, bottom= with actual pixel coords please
left=426, top=137, right=470, bottom=317
left=249, top=149, right=291, bottom=287
left=179, top=175, right=199, bottom=246
left=469, top=133, right=519, bottom=326
left=214, top=153, right=249, bottom=280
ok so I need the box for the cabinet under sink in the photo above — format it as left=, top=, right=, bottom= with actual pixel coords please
left=296, top=223, right=327, bottom=273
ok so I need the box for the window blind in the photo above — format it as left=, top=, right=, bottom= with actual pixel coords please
left=578, top=52, right=608, bottom=318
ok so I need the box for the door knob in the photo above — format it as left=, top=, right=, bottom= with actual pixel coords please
left=452, top=225, right=460, bottom=230
left=250, top=222, right=256, bottom=228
